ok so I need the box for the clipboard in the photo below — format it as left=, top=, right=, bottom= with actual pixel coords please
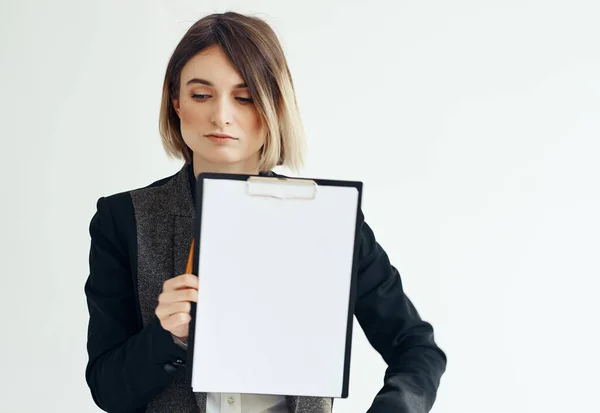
left=184, top=172, right=363, bottom=399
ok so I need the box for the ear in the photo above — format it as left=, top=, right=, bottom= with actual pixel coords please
left=172, top=99, right=181, bottom=117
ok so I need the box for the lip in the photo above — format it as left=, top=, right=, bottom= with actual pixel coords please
left=205, top=133, right=236, bottom=140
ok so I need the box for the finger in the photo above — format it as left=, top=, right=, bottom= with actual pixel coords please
left=163, top=274, right=198, bottom=291
left=162, top=312, right=191, bottom=332
left=158, top=288, right=198, bottom=305
left=156, top=301, right=192, bottom=320
left=163, top=274, right=199, bottom=291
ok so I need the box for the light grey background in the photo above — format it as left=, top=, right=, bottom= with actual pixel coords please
left=1, top=0, right=599, bottom=412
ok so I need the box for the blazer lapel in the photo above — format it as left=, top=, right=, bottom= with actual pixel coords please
left=130, top=164, right=193, bottom=327
left=134, top=163, right=193, bottom=284
left=286, top=396, right=332, bottom=413
left=166, top=165, right=208, bottom=411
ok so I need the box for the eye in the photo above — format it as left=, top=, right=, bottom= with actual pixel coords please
left=236, top=97, right=254, bottom=104
left=192, top=94, right=210, bottom=100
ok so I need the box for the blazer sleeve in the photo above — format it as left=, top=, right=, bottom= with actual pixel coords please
left=84, top=195, right=187, bottom=413
left=354, top=211, right=447, bottom=413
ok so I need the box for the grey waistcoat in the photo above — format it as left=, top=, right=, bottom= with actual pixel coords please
left=129, top=165, right=333, bottom=413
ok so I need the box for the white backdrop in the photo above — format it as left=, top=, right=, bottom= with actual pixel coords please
left=1, top=0, right=599, bottom=412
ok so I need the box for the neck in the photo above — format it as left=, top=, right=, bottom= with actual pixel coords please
left=191, top=153, right=261, bottom=178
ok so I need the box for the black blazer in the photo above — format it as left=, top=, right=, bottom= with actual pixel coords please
left=84, top=165, right=447, bottom=412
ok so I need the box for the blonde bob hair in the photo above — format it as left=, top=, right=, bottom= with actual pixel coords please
left=159, top=12, right=305, bottom=173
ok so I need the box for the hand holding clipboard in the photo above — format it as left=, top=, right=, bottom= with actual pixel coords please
left=153, top=239, right=199, bottom=344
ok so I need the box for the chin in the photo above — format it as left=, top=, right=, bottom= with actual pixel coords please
left=193, top=146, right=245, bottom=165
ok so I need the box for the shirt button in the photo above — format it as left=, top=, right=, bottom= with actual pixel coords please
left=227, top=396, right=235, bottom=405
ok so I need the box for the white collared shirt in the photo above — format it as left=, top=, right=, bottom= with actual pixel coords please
left=206, top=393, right=288, bottom=413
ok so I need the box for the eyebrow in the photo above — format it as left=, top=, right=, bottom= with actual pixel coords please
left=185, top=78, right=247, bottom=89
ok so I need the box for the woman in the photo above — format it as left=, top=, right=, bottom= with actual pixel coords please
left=84, top=11, right=447, bottom=413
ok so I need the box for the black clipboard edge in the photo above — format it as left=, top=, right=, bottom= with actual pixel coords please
left=185, top=172, right=364, bottom=399
left=341, top=180, right=363, bottom=398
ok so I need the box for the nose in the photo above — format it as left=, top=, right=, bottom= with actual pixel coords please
left=210, top=97, right=232, bottom=127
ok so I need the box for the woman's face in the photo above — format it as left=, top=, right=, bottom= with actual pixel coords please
left=173, top=44, right=266, bottom=173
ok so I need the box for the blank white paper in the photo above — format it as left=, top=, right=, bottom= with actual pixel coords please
left=191, top=178, right=360, bottom=398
